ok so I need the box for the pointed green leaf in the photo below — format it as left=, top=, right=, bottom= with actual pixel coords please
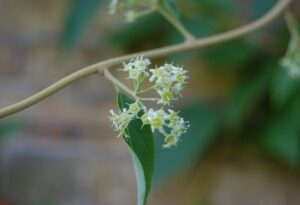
left=270, top=64, right=300, bottom=108
left=117, top=92, right=155, bottom=205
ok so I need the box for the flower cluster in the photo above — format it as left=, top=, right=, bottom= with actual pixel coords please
left=109, top=102, right=142, bottom=138
left=141, top=109, right=189, bottom=148
left=150, top=64, right=188, bottom=105
left=281, top=39, right=300, bottom=78
left=123, top=56, right=151, bottom=80
left=109, top=56, right=189, bottom=148
left=109, top=0, right=158, bottom=22
left=281, top=14, right=300, bottom=78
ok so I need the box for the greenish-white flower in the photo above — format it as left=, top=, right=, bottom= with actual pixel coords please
left=163, top=135, right=178, bottom=149
left=172, top=83, right=184, bottom=95
left=149, top=63, right=188, bottom=105
left=122, top=56, right=151, bottom=80
left=163, top=115, right=189, bottom=148
left=143, top=108, right=164, bottom=131
left=157, top=89, right=173, bottom=105
left=281, top=14, right=300, bottom=78
left=140, top=108, right=189, bottom=148
left=281, top=41, right=300, bottom=78
left=109, top=108, right=134, bottom=138
left=149, top=67, right=165, bottom=82
left=129, top=101, right=141, bottom=115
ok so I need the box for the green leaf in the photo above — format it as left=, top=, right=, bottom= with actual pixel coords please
left=61, top=0, right=103, bottom=50
left=224, top=64, right=270, bottom=130
left=109, top=13, right=165, bottom=49
left=202, top=40, right=257, bottom=71
left=259, top=93, right=300, bottom=166
left=117, top=92, right=155, bottom=205
left=270, top=64, right=300, bottom=108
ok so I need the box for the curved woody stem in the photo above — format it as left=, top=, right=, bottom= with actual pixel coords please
left=0, top=0, right=292, bottom=119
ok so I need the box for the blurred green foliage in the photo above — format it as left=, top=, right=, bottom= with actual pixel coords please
left=154, top=102, right=220, bottom=182
left=61, top=0, right=300, bottom=184
left=0, top=120, right=23, bottom=142
left=61, top=0, right=103, bottom=50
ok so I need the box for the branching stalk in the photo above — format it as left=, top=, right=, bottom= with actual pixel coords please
left=137, top=85, right=156, bottom=94
left=104, top=69, right=137, bottom=99
left=104, top=69, right=160, bottom=102
left=0, top=0, right=292, bottom=119
left=284, top=11, right=299, bottom=41
left=156, top=5, right=195, bottom=42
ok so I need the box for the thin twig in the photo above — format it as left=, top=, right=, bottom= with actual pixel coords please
left=137, top=85, right=156, bottom=94
left=139, top=98, right=160, bottom=101
left=104, top=69, right=137, bottom=99
left=156, top=4, right=195, bottom=42
left=0, top=0, right=292, bottom=119
left=284, top=11, right=299, bottom=41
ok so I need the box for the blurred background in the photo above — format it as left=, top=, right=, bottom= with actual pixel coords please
left=1, top=0, right=300, bottom=204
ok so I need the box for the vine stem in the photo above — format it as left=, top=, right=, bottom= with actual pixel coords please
left=156, top=4, right=195, bottom=42
left=0, top=0, right=292, bottom=119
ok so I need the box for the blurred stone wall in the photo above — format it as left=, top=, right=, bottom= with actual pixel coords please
left=1, top=1, right=300, bottom=205
left=0, top=0, right=138, bottom=204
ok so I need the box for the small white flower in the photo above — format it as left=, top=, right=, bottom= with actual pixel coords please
left=163, top=135, right=178, bottom=148
left=170, top=117, right=189, bottom=135
left=146, top=108, right=164, bottom=130
left=141, top=112, right=150, bottom=125
left=160, top=76, right=173, bottom=88
left=149, top=63, right=188, bottom=104
left=156, top=109, right=168, bottom=120
left=149, top=67, right=165, bottom=82
left=120, top=109, right=132, bottom=124
left=141, top=108, right=168, bottom=132
left=129, top=69, right=140, bottom=80
left=157, top=89, right=173, bottom=105
left=123, top=62, right=134, bottom=72
left=167, top=109, right=180, bottom=125
left=172, top=83, right=184, bottom=94
left=163, top=116, right=189, bottom=148
left=173, top=66, right=188, bottom=84
left=281, top=45, right=300, bottom=78
left=109, top=108, right=134, bottom=138
left=122, top=56, right=151, bottom=80
left=109, top=109, right=121, bottom=129
left=280, top=15, right=300, bottom=78
left=129, top=101, right=141, bottom=115
left=132, top=56, right=151, bottom=71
